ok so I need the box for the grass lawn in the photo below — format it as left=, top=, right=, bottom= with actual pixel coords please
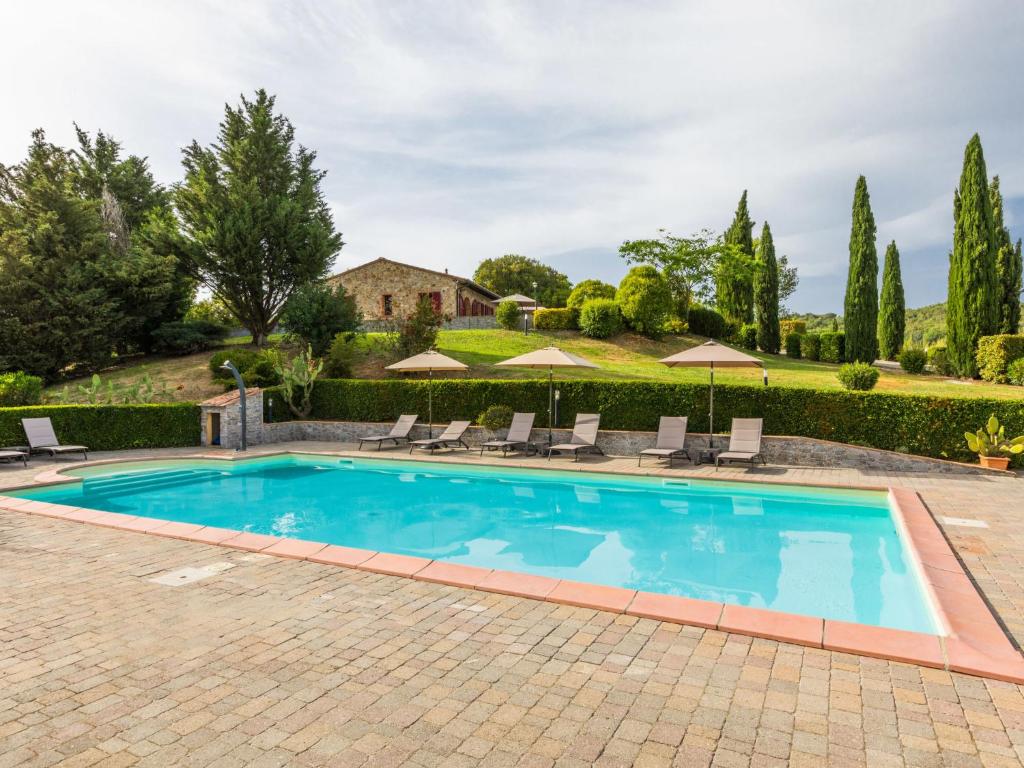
left=43, top=329, right=1024, bottom=403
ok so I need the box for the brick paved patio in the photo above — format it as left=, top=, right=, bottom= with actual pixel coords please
left=3, top=445, right=1024, bottom=766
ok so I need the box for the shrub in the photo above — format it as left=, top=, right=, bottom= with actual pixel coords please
left=477, top=404, right=514, bottom=431
left=209, top=349, right=280, bottom=388
left=616, top=266, right=672, bottom=338
left=152, top=320, right=230, bottom=355
left=0, top=404, right=199, bottom=450
left=294, top=378, right=1024, bottom=463
left=578, top=299, right=623, bottom=339
left=663, top=317, right=688, bottom=335
left=185, top=298, right=236, bottom=326
left=533, top=308, right=577, bottom=330
left=391, top=298, right=447, bottom=356
left=837, top=362, right=880, bottom=391
left=1008, top=358, right=1024, bottom=386
left=928, top=345, right=953, bottom=376
left=785, top=333, right=802, bottom=358
left=819, top=332, right=845, bottom=363
left=898, top=348, right=928, bottom=375
left=496, top=300, right=523, bottom=331
left=566, top=280, right=616, bottom=310
left=780, top=319, right=807, bottom=338
left=323, top=332, right=362, bottom=378
left=801, top=333, right=821, bottom=361
left=687, top=306, right=727, bottom=339
left=0, top=372, right=43, bottom=406
left=273, top=346, right=323, bottom=419
left=976, top=335, right=1024, bottom=383
left=739, top=323, right=758, bottom=351
left=279, top=282, right=361, bottom=357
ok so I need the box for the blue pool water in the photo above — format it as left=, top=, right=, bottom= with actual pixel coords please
left=11, top=455, right=939, bottom=634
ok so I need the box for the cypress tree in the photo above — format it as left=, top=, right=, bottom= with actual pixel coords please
left=877, top=241, right=905, bottom=360
left=843, top=176, right=879, bottom=362
left=754, top=222, right=780, bottom=353
left=990, top=176, right=1023, bottom=334
left=717, top=190, right=755, bottom=323
left=946, top=134, right=998, bottom=376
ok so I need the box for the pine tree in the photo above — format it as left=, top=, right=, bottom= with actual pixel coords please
left=990, top=176, right=1023, bottom=334
left=843, top=176, right=879, bottom=362
left=754, top=222, right=780, bottom=353
left=717, top=191, right=755, bottom=323
left=947, top=134, right=998, bottom=376
left=877, top=241, right=905, bottom=360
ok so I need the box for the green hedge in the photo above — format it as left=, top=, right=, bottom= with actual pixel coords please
left=0, top=404, right=200, bottom=451
left=977, top=335, right=1024, bottom=383
left=290, top=378, right=1024, bottom=463
left=819, top=332, right=845, bottom=363
left=533, top=308, right=577, bottom=330
left=801, top=333, right=821, bottom=361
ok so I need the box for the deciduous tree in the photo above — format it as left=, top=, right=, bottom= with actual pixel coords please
left=472, top=254, right=571, bottom=308
left=619, top=228, right=723, bottom=319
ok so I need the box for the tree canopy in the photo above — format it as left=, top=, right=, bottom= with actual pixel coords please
left=472, top=254, right=571, bottom=307
left=619, top=228, right=724, bottom=319
left=174, top=89, right=343, bottom=346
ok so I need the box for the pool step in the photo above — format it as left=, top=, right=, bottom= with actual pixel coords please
left=82, top=469, right=227, bottom=497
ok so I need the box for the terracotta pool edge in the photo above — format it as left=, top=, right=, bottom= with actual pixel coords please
left=2, top=471, right=1022, bottom=683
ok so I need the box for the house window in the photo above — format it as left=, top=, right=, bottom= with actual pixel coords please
left=418, top=291, right=443, bottom=313
left=382, top=295, right=393, bottom=317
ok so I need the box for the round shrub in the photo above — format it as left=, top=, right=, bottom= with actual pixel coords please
left=686, top=305, right=726, bottom=338
left=785, top=333, right=802, bottom=359
left=566, top=280, right=616, bottom=310
left=477, top=404, right=514, bottom=431
left=801, top=333, right=821, bottom=361
left=739, top=323, right=758, bottom=351
left=1008, top=358, right=1024, bottom=386
left=616, top=266, right=672, bottom=338
left=927, top=345, right=953, bottom=376
left=496, top=299, right=523, bottom=331
left=0, top=371, right=44, bottom=406
left=837, top=362, right=880, bottom=391
left=578, top=299, right=622, bottom=339
left=898, top=348, right=927, bottom=375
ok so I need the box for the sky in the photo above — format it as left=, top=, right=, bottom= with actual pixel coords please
left=2, top=1, right=1023, bottom=313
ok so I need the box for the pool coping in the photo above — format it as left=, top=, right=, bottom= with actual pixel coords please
left=2, top=449, right=1022, bottom=683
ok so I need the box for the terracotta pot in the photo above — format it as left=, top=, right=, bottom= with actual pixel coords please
left=979, top=455, right=1010, bottom=471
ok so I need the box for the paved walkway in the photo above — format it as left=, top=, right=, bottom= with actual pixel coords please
left=2, top=446, right=1024, bottom=766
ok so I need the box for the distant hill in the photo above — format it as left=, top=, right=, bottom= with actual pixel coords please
left=787, top=302, right=1021, bottom=347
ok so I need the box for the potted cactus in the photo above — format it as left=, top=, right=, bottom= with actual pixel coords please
left=965, top=415, right=1024, bottom=470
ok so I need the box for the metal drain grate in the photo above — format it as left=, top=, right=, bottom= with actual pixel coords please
left=148, top=562, right=236, bottom=586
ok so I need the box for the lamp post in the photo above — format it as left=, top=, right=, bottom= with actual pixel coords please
left=219, top=361, right=247, bottom=451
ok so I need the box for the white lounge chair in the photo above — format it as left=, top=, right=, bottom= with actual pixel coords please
left=22, top=418, right=89, bottom=460
left=546, top=413, right=603, bottom=461
left=410, top=421, right=471, bottom=452
left=479, top=412, right=537, bottom=457
left=715, top=418, right=766, bottom=468
left=0, top=448, right=28, bottom=467
left=358, top=415, right=418, bottom=450
left=638, top=416, right=691, bottom=467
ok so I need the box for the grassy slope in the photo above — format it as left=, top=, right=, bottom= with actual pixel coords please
left=44, top=329, right=1024, bottom=403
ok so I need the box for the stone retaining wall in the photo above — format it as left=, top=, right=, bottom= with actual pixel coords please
left=253, top=418, right=995, bottom=475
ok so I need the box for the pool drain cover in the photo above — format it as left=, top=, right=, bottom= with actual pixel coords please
left=149, top=562, right=235, bottom=586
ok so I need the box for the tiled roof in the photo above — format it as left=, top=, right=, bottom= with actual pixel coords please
left=200, top=388, right=262, bottom=407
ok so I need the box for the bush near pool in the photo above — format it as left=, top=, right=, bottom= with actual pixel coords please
left=0, top=404, right=200, bottom=451
left=264, top=378, right=1024, bottom=464
left=976, top=334, right=1024, bottom=383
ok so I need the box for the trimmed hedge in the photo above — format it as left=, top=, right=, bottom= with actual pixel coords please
left=976, top=334, right=1024, bottom=383
left=739, top=323, right=758, bottom=351
left=801, top=333, right=821, bottom=361
left=533, top=308, right=577, bottom=330
left=898, top=348, right=927, bottom=375
left=780, top=319, right=807, bottom=338
left=0, top=372, right=43, bottom=406
left=785, top=333, right=801, bottom=358
left=687, top=306, right=727, bottom=339
left=0, top=404, right=200, bottom=451
left=292, top=378, right=1024, bottom=463
left=819, top=332, right=845, bottom=363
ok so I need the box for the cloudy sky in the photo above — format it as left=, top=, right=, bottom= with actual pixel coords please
left=3, top=1, right=1022, bottom=312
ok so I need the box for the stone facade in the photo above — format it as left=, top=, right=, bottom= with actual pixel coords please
left=199, top=389, right=264, bottom=450
left=247, top=418, right=1001, bottom=475
left=327, top=257, right=499, bottom=323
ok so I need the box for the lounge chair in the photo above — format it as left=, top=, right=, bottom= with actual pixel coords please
left=410, top=421, right=471, bottom=452
left=0, top=449, right=28, bottom=467
left=546, top=413, right=603, bottom=461
left=21, top=418, right=89, bottom=460
left=358, top=415, right=418, bottom=450
left=638, top=416, right=691, bottom=467
left=479, top=412, right=537, bottom=457
left=715, top=418, right=766, bottom=468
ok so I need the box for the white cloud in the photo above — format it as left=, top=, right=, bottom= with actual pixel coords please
left=2, top=0, right=1022, bottom=312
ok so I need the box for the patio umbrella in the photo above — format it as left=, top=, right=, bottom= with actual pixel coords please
left=385, top=350, right=468, bottom=438
left=495, top=346, right=599, bottom=445
left=658, top=341, right=766, bottom=448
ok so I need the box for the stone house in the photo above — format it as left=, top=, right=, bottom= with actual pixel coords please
left=326, top=258, right=499, bottom=322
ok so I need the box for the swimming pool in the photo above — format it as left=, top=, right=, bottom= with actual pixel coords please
left=10, top=453, right=940, bottom=635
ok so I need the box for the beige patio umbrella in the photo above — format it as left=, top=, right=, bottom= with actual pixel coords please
left=386, top=350, right=468, bottom=438
left=659, top=341, right=767, bottom=447
left=495, top=346, right=599, bottom=445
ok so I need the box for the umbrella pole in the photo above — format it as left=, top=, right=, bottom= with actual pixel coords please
left=428, top=368, right=433, bottom=439
left=548, top=367, right=554, bottom=445
left=709, top=363, right=714, bottom=449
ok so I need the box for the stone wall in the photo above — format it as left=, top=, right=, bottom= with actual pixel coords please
left=250, top=418, right=997, bottom=475
left=200, top=390, right=264, bottom=450
left=328, top=259, right=496, bottom=321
